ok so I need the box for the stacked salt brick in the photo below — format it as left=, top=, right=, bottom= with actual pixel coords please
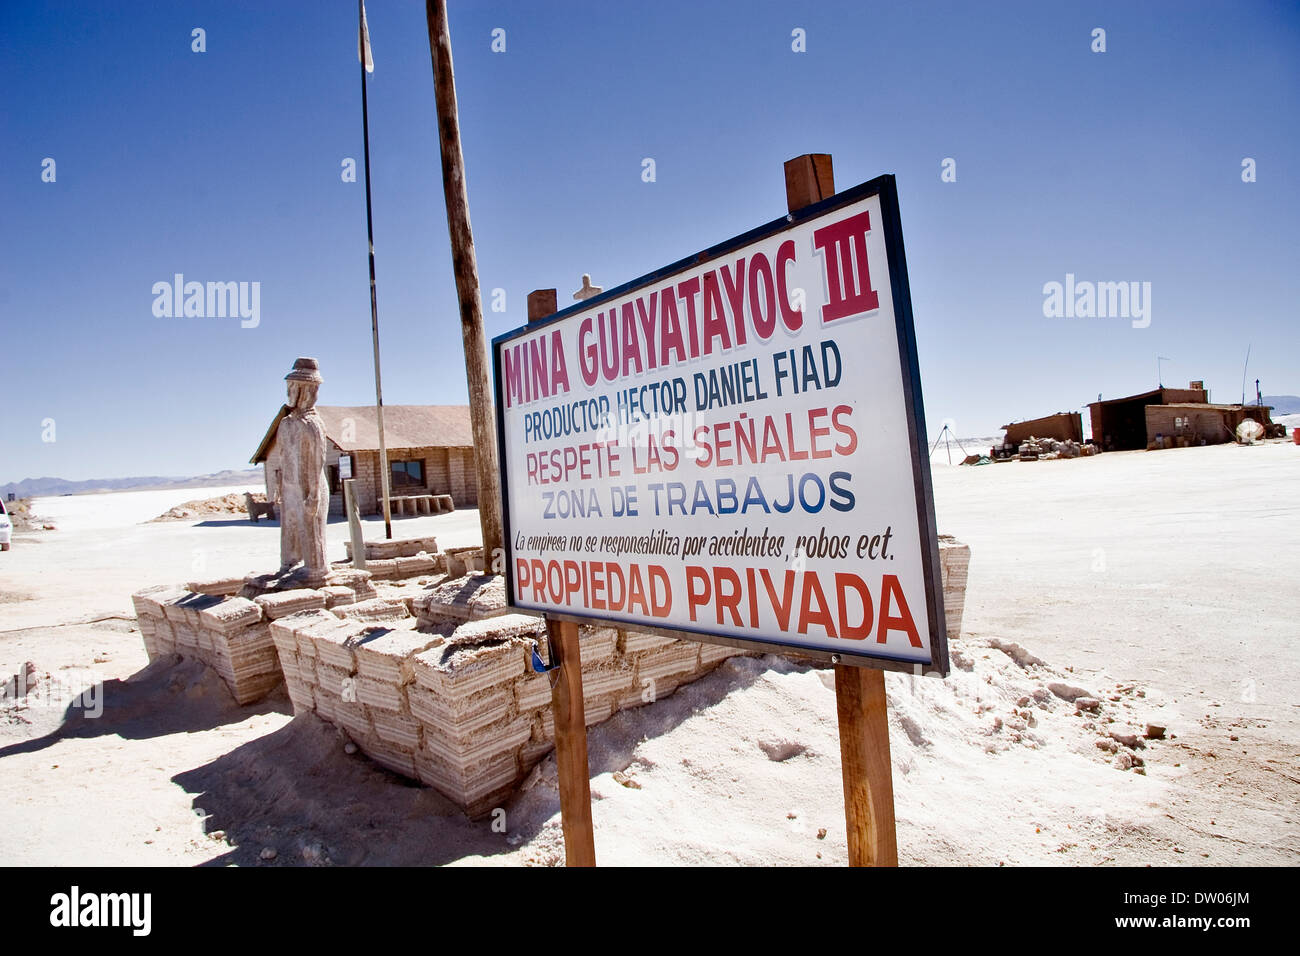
left=344, top=535, right=439, bottom=561
left=136, top=536, right=973, bottom=817
left=132, top=586, right=281, bottom=705
left=347, top=553, right=442, bottom=581
left=269, top=609, right=448, bottom=780
left=131, top=569, right=377, bottom=706
left=937, top=536, right=971, bottom=642
left=270, top=595, right=748, bottom=817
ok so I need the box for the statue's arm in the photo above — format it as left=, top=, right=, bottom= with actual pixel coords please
left=302, top=427, right=326, bottom=514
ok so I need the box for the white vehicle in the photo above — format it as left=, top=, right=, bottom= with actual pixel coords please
left=0, top=499, right=11, bottom=551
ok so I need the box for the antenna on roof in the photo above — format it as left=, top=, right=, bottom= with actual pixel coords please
left=1240, top=345, right=1251, bottom=404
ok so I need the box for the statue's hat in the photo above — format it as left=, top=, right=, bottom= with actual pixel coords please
left=285, top=357, right=323, bottom=385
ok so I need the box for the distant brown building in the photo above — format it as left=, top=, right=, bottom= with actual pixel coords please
left=251, top=405, right=477, bottom=516
left=1144, top=403, right=1275, bottom=447
left=1002, top=412, right=1083, bottom=446
left=1088, top=385, right=1209, bottom=451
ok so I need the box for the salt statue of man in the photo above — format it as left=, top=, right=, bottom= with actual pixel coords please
left=278, top=357, right=330, bottom=583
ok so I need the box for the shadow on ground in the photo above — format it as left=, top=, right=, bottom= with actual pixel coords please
left=0, top=654, right=289, bottom=760
left=193, top=518, right=278, bottom=528
left=167, top=655, right=774, bottom=866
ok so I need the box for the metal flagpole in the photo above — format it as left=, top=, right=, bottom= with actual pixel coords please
left=359, top=0, right=393, bottom=539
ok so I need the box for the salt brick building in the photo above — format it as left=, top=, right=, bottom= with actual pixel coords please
left=1002, top=411, right=1084, bottom=446
left=251, top=405, right=477, bottom=517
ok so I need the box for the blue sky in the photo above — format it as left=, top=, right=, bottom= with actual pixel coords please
left=1, top=0, right=1296, bottom=482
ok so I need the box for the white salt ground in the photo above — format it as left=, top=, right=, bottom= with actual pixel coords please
left=0, top=440, right=1296, bottom=865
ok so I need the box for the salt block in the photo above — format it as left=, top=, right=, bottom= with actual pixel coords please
left=621, top=630, right=681, bottom=655
left=364, top=741, right=417, bottom=779
left=173, top=592, right=224, bottom=627
left=186, top=576, right=246, bottom=597
left=371, top=710, right=421, bottom=751
left=938, top=536, right=971, bottom=641
left=316, top=663, right=355, bottom=699
left=197, top=596, right=263, bottom=635
left=284, top=675, right=314, bottom=715
left=584, top=699, right=615, bottom=727
left=580, top=662, right=636, bottom=705
left=313, top=688, right=338, bottom=723
left=580, top=626, right=618, bottom=663
left=333, top=597, right=410, bottom=624
left=413, top=638, right=531, bottom=699
left=394, top=555, right=438, bottom=577
left=698, top=640, right=745, bottom=667
left=353, top=625, right=443, bottom=685
left=514, top=672, right=553, bottom=713
left=519, top=737, right=555, bottom=769
left=421, top=714, right=530, bottom=770
left=415, top=747, right=517, bottom=812
left=131, top=584, right=190, bottom=619
left=327, top=568, right=377, bottom=601
left=321, top=585, right=356, bottom=608
left=254, top=588, right=327, bottom=620
left=354, top=675, right=405, bottom=714
left=408, top=684, right=510, bottom=738
left=269, top=618, right=300, bottom=658
left=287, top=609, right=351, bottom=656
left=636, top=643, right=701, bottom=686
left=335, top=700, right=373, bottom=741
left=415, top=574, right=509, bottom=623
left=310, top=618, right=370, bottom=672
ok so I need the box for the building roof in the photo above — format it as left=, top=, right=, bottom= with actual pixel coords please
left=251, top=405, right=474, bottom=464
left=1155, top=403, right=1273, bottom=412
left=1001, top=411, right=1078, bottom=429
left=1087, top=388, right=1163, bottom=409
left=1088, top=386, right=1208, bottom=409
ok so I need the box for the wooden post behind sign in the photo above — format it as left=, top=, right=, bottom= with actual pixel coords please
left=784, top=153, right=899, bottom=867
left=527, top=288, right=596, bottom=867
left=425, top=0, right=505, bottom=570
left=343, top=478, right=367, bottom=570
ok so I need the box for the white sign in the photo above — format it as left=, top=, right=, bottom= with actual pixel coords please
left=339, top=454, right=353, bottom=481
left=493, top=176, right=947, bottom=673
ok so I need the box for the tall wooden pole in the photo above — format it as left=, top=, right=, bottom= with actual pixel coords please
left=785, top=153, right=899, bottom=867
left=425, top=0, right=504, bottom=569
left=528, top=288, right=596, bottom=867
left=359, top=0, right=393, bottom=539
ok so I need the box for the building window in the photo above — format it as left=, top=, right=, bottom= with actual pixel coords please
left=327, top=465, right=340, bottom=495
left=391, top=459, right=426, bottom=489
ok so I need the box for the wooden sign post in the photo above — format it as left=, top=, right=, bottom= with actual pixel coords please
left=528, top=288, right=596, bottom=868
left=425, top=0, right=505, bottom=568
left=343, top=478, right=367, bottom=571
left=786, top=154, right=899, bottom=867
left=498, top=157, right=927, bottom=868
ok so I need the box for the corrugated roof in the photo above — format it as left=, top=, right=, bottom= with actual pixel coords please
left=251, top=405, right=474, bottom=463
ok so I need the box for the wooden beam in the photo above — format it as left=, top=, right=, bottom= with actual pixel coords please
left=784, top=153, right=835, bottom=214
left=546, top=617, right=596, bottom=866
left=528, top=287, right=596, bottom=867
left=834, top=664, right=898, bottom=866
left=425, top=0, right=504, bottom=572
left=527, top=288, right=557, bottom=322
left=784, top=152, right=899, bottom=867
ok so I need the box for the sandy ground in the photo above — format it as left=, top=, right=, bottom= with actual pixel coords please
left=0, top=443, right=1296, bottom=866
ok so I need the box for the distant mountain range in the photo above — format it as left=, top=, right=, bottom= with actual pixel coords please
left=2, top=468, right=263, bottom=500
left=1262, top=395, right=1300, bottom=415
